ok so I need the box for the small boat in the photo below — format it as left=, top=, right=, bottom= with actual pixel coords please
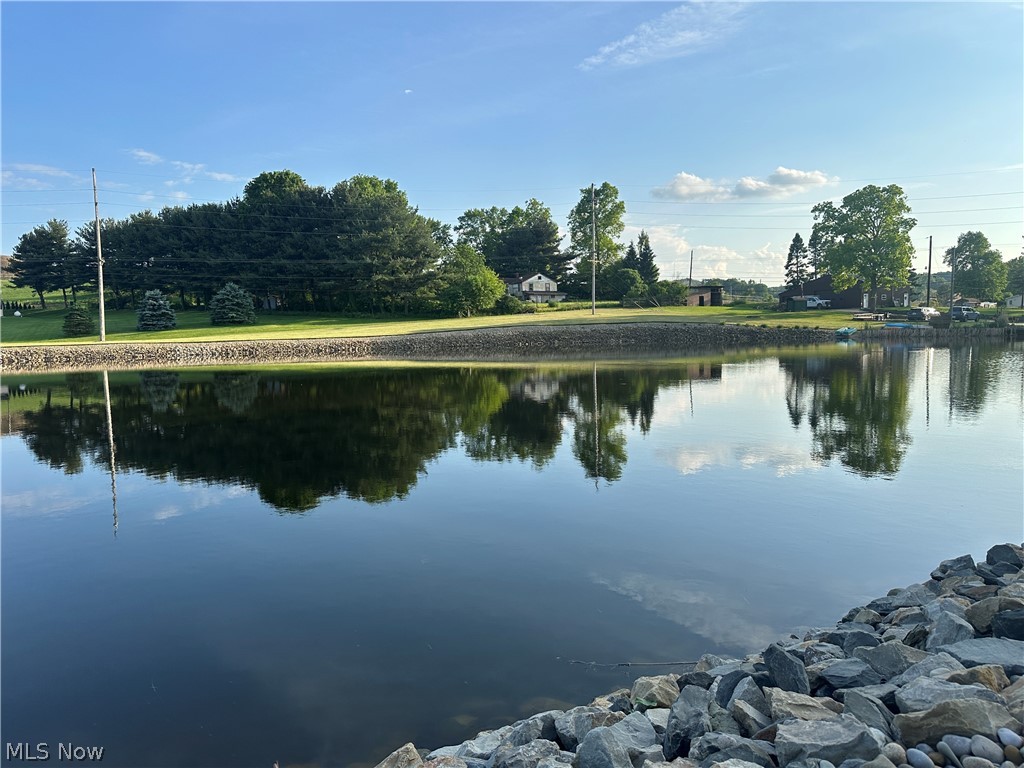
left=835, top=327, right=858, bottom=338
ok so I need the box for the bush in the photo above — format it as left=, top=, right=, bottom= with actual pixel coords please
left=495, top=294, right=534, bottom=315
left=209, top=283, right=256, bottom=325
left=62, top=305, right=95, bottom=337
left=136, top=290, right=177, bottom=331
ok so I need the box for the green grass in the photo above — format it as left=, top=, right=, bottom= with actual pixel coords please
left=1, top=304, right=888, bottom=346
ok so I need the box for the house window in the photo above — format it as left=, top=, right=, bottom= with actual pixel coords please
left=881, top=293, right=887, bottom=300
left=545, top=283, right=551, bottom=291
left=528, top=283, right=534, bottom=291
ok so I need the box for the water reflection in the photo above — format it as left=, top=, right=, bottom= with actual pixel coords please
left=3, top=344, right=1016, bottom=508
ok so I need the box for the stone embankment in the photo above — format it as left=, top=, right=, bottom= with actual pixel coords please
left=373, top=544, right=1024, bottom=768
left=0, top=323, right=833, bottom=373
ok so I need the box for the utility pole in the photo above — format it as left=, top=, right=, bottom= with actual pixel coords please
left=687, top=250, right=694, bottom=302
left=926, top=235, right=933, bottom=306
left=948, top=246, right=957, bottom=319
left=92, top=169, right=107, bottom=341
left=590, top=183, right=596, bottom=316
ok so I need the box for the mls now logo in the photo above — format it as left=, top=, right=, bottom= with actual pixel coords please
left=6, top=743, right=105, bottom=761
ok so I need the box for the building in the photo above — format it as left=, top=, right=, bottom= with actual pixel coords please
left=778, top=275, right=911, bottom=310
left=682, top=285, right=724, bottom=307
left=501, top=273, right=566, bottom=304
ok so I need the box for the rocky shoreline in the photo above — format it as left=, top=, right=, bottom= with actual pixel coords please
left=372, top=544, right=1024, bottom=768
left=0, top=323, right=835, bottom=373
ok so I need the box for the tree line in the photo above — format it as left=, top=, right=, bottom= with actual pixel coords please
left=782, top=184, right=1017, bottom=304
left=7, top=172, right=681, bottom=317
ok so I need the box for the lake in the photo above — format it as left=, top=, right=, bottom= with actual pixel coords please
left=2, top=341, right=1022, bottom=768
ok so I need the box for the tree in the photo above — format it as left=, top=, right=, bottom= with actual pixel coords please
left=436, top=243, right=505, bottom=317
left=136, top=290, right=177, bottom=331
left=567, top=182, right=626, bottom=291
left=944, top=231, right=1007, bottom=302
left=784, top=233, right=810, bottom=290
left=209, top=282, right=256, bottom=325
left=456, top=200, right=567, bottom=280
left=62, top=305, right=95, bottom=337
left=9, top=219, right=71, bottom=308
left=634, top=230, right=659, bottom=285
left=810, top=184, right=916, bottom=309
left=1007, top=254, right=1024, bottom=302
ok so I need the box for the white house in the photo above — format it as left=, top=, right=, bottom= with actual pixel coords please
left=1006, top=295, right=1023, bottom=309
left=501, top=273, right=566, bottom=304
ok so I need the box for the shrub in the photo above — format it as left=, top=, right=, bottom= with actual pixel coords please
left=62, top=304, right=95, bottom=337
left=495, top=294, right=532, bottom=315
left=209, top=282, right=256, bottom=325
left=136, top=290, right=177, bottom=331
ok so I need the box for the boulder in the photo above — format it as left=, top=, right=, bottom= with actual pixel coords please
left=764, top=687, right=841, bottom=722
left=762, top=643, right=810, bottom=695
left=991, top=608, right=1024, bottom=641
left=726, top=677, right=769, bottom=719
left=591, top=689, right=634, bottom=713
left=633, top=676, right=684, bottom=711
left=708, top=701, right=743, bottom=737
left=555, top=708, right=625, bottom=752
left=965, top=597, right=1024, bottom=634
left=925, top=611, right=977, bottom=651
left=894, top=675, right=1006, bottom=713
left=375, top=744, right=425, bottom=768
left=664, top=685, right=713, bottom=760
left=892, top=699, right=1021, bottom=746
left=573, top=728, right=633, bottom=768
left=775, top=715, right=882, bottom=764
left=852, top=642, right=931, bottom=681
left=714, top=670, right=753, bottom=709
left=888, top=652, right=966, bottom=686
left=938, top=637, right=1024, bottom=676
left=446, top=727, right=515, bottom=760
left=986, top=544, right=1024, bottom=569
left=644, top=708, right=670, bottom=737
left=884, top=607, right=928, bottom=627
left=944, top=664, right=1011, bottom=692
left=841, top=690, right=895, bottom=738
left=819, top=658, right=883, bottom=689
left=731, top=700, right=771, bottom=738
left=803, top=643, right=847, bottom=666
left=677, top=671, right=715, bottom=690
left=508, top=712, right=564, bottom=747
left=932, top=554, right=977, bottom=580
left=491, top=740, right=568, bottom=768
left=687, top=732, right=775, bottom=766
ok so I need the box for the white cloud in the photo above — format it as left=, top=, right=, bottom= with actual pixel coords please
left=580, top=2, right=746, bottom=70
left=154, top=505, right=183, bottom=521
left=654, top=166, right=837, bottom=202
left=169, top=190, right=190, bottom=201
left=404, top=89, right=413, bottom=95
left=128, top=148, right=163, bottom=165
left=206, top=171, right=240, bottom=182
left=1, top=170, right=52, bottom=190
left=5, top=163, right=76, bottom=178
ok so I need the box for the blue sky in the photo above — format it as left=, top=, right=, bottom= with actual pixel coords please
left=2, top=1, right=1021, bottom=284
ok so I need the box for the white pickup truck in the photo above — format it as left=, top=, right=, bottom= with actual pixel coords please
left=804, top=296, right=832, bottom=309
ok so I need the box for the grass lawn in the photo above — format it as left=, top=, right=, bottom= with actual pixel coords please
left=1, top=304, right=881, bottom=346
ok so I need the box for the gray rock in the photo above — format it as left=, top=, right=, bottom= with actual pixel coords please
left=889, top=652, right=966, bottom=686
left=842, top=690, right=895, bottom=738
left=763, top=643, right=811, bottom=695
left=574, top=728, right=633, bottom=768
left=860, top=755, right=898, bottom=768
left=708, top=701, right=742, bottom=737
left=987, top=544, right=1024, bottom=569
left=938, top=637, right=1024, bottom=676
left=694, top=654, right=731, bottom=672
left=805, top=643, right=848, bottom=666
left=764, top=687, right=841, bottom=721
left=885, top=608, right=928, bottom=627
left=714, top=670, right=752, bottom=709
left=969, top=735, right=1004, bottom=763
left=942, top=734, right=973, bottom=756
left=731, top=700, right=771, bottom=738
left=819, top=658, right=883, bottom=689
left=834, top=684, right=899, bottom=709
left=997, top=727, right=1023, bottom=748
left=664, top=685, right=713, bottom=760
left=923, top=597, right=970, bottom=622
left=853, top=643, right=931, bottom=681
left=840, top=630, right=882, bottom=655
left=932, top=554, right=978, bottom=580
left=726, top=677, right=769, bottom=719
left=508, top=712, right=564, bottom=747
left=880, top=743, right=906, bottom=764
left=678, top=671, right=715, bottom=690
left=775, top=714, right=882, bottom=764
left=853, top=609, right=885, bottom=626
left=934, top=740, right=964, bottom=768
left=894, top=676, right=1006, bottom=713
left=960, top=758, right=998, bottom=768
left=491, top=740, right=565, bottom=768
left=591, top=689, right=635, bottom=714
left=926, top=612, right=977, bottom=651
left=423, top=757, right=477, bottom=768
left=892, top=699, right=1020, bottom=746
left=631, top=746, right=666, bottom=766
left=879, top=627, right=912, bottom=644
left=607, top=712, right=660, bottom=752
left=991, top=609, right=1024, bottom=641
left=452, top=727, right=515, bottom=760
left=688, top=732, right=775, bottom=765
left=555, top=708, right=625, bottom=752
left=904, top=748, right=933, bottom=768
left=645, top=708, right=670, bottom=737
left=375, top=743, right=425, bottom=768
left=633, top=676, right=685, bottom=711
left=697, top=742, right=774, bottom=767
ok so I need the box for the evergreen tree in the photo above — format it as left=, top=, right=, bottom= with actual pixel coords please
left=785, top=233, right=810, bottom=289
left=635, top=230, right=660, bottom=285
left=62, top=304, right=95, bottom=337
left=209, top=282, right=256, bottom=325
left=136, top=290, right=177, bottom=331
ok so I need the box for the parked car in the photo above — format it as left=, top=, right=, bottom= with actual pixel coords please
left=951, top=306, right=981, bottom=321
left=804, top=296, right=832, bottom=309
left=907, top=307, right=940, bottom=321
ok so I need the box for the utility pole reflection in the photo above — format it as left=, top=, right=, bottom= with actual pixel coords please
left=102, top=370, right=119, bottom=537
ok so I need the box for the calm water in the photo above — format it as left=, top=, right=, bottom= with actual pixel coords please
left=2, top=343, right=1022, bottom=768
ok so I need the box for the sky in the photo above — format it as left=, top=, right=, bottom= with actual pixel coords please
left=2, top=1, right=1022, bottom=285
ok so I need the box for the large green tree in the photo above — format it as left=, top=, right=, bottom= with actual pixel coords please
left=9, top=219, right=71, bottom=308
left=944, top=231, right=1007, bottom=302
left=455, top=200, right=566, bottom=280
left=784, top=233, right=810, bottom=290
left=1007, top=255, right=1024, bottom=302
left=436, top=243, right=505, bottom=317
left=810, top=185, right=916, bottom=308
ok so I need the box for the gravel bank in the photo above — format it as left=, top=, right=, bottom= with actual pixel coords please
left=1, top=323, right=834, bottom=373
left=372, top=544, right=1024, bottom=768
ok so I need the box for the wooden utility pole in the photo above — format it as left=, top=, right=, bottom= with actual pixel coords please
left=92, top=169, right=107, bottom=341
left=926, top=235, right=933, bottom=306
left=687, top=250, right=694, bottom=300
left=591, top=183, right=596, bottom=316
left=948, top=246, right=957, bottom=319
